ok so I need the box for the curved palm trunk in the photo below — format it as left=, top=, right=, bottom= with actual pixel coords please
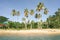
left=30, top=16, right=32, bottom=29
left=37, top=18, right=39, bottom=29
left=47, top=24, right=48, bottom=28
left=38, top=19, right=40, bottom=29
left=24, top=20, right=27, bottom=29
left=30, top=23, right=32, bottom=29
left=25, top=17, right=28, bottom=29
left=14, top=16, right=18, bottom=29
left=25, top=22, right=27, bottom=29
left=37, top=12, right=39, bottom=29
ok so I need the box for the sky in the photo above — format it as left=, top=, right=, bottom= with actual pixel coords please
left=0, top=0, right=60, bottom=22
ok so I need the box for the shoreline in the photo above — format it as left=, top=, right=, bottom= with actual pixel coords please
left=0, top=29, right=60, bottom=36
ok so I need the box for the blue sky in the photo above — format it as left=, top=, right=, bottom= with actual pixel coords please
left=0, top=0, right=60, bottom=22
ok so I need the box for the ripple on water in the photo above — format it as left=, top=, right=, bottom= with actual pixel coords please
left=0, top=34, right=60, bottom=40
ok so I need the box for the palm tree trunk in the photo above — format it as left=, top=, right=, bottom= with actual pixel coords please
left=30, top=16, right=32, bottom=29
left=31, top=23, right=32, bottom=29
left=25, top=20, right=27, bottom=29
left=25, top=23, right=27, bottom=29
left=38, top=22, right=39, bottom=29
left=47, top=22, right=48, bottom=28
left=38, top=19, right=39, bottom=29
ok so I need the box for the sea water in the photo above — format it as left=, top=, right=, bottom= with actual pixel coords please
left=0, top=34, right=60, bottom=40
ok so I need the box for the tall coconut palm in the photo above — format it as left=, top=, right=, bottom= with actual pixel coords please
left=30, top=9, right=34, bottom=29
left=11, top=9, right=20, bottom=28
left=36, top=2, right=43, bottom=29
left=36, top=2, right=48, bottom=29
left=24, top=8, right=29, bottom=29
left=16, top=11, right=20, bottom=28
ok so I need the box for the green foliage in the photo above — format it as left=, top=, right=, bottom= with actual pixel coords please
left=46, top=8, right=60, bottom=28
left=0, top=16, right=8, bottom=23
left=1, top=2, right=60, bottom=30
left=33, top=22, right=38, bottom=28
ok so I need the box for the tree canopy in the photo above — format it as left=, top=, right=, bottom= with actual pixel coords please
left=0, top=16, right=8, bottom=23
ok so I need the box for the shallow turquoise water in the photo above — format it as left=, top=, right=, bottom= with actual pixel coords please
left=0, top=35, right=60, bottom=40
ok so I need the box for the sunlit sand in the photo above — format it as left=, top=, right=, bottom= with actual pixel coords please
left=0, top=29, right=60, bottom=36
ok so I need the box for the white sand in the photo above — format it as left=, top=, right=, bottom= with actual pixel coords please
left=0, top=29, right=60, bottom=36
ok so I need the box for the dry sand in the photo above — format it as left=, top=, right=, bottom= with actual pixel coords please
left=0, top=29, right=60, bottom=36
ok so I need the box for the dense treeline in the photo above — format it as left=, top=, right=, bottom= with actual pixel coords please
left=46, top=8, right=60, bottom=28
left=0, top=8, right=60, bottom=29
left=0, top=2, right=60, bottom=29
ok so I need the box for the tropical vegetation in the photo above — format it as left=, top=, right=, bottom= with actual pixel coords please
left=0, top=2, right=60, bottom=30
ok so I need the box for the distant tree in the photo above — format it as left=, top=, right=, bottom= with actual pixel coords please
left=47, top=8, right=60, bottom=28
left=0, top=16, right=8, bottom=23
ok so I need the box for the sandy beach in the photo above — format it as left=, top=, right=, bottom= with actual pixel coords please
left=0, top=29, right=60, bottom=36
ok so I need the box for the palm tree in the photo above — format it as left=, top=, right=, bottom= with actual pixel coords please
left=11, top=9, right=20, bottom=28
left=36, top=2, right=43, bottom=29
left=30, top=9, right=34, bottom=29
left=24, top=8, right=29, bottom=29
left=36, top=2, right=48, bottom=29
left=36, top=2, right=44, bottom=12
left=16, top=11, right=20, bottom=28
left=12, top=9, right=16, bottom=16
